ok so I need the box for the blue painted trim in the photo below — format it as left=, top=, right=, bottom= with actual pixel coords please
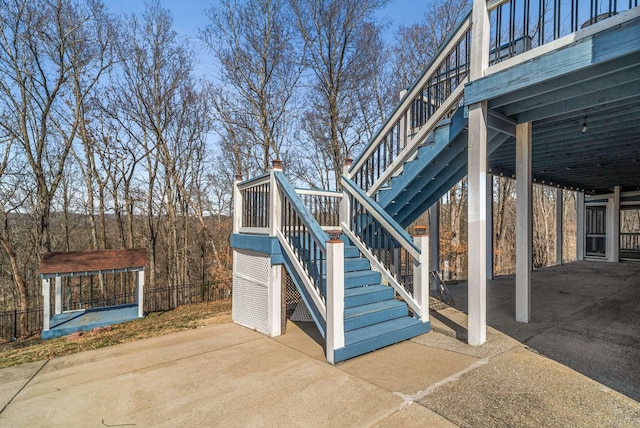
left=230, top=234, right=285, bottom=265
left=342, top=177, right=420, bottom=255
left=349, top=8, right=472, bottom=171
left=465, top=16, right=640, bottom=105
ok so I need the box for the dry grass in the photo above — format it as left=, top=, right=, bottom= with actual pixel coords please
left=0, top=299, right=232, bottom=369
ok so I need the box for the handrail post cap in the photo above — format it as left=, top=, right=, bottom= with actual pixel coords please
left=271, top=159, right=283, bottom=170
left=414, top=225, right=428, bottom=236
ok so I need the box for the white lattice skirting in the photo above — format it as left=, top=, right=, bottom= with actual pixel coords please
left=232, top=249, right=270, bottom=334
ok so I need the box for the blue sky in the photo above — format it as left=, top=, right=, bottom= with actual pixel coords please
left=107, top=0, right=427, bottom=76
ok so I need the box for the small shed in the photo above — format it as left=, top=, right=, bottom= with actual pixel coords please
left=37, top=248, right=147, bottom=339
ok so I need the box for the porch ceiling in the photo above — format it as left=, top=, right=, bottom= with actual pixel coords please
left=478, top=15, right=640, bottom=194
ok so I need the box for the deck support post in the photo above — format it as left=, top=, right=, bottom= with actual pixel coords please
left=136, top=270, right=145, bottom=318
left=516, top=122, right=532, bottom=323
left=556, top=188, right=564, bottom=265
left=55, top=277, right=62, bottom=315
left=340, top=159, right=353, bottom=228
left=42, top=278, right=50, bottom=332
left=576, top=192, right=585, bottom=260
left=467, top=102, right=489, bottom=346
left=414, top=227, right=430, bottom=323
left=326, top=233, right=345, bottom=364
left=608, top=185, right=621, bottom=262
left=487, top=174, right=494, bottom=280
left=429, top=202, right=440, bottom=276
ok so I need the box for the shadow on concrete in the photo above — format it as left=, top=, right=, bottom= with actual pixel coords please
left=446, top=261, right=640, bottom=401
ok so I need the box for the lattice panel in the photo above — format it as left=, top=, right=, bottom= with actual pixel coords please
left=234, top=249, right=270, bottom=285
left=232, top=250, right=270, bottom=334
left=284, top=270, right=303, bottom=318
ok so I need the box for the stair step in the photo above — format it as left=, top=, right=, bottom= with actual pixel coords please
left=344, top=284, right=394, bottom=308
left=344, top=270, right=382, bottom=289
left=334, top=317, right=430, bottom=363
left=323, top=257, right=370, bottom=272
left=344, top=300, right=408, bottom=331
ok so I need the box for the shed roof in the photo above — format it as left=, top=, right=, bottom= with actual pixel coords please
left=37, top=248, right=147, bottom=278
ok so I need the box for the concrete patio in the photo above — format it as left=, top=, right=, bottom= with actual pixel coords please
left=1, top=261, right=639, bottom=427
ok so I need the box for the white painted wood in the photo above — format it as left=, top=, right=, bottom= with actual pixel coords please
left=467, top=101, right=488, bottom=345
left=340, top=163, right=352, bottom=227
left=341, top=225, right=421, bottom=316
left=268, top=265, right=282, bottom=336
left=608, top=186, right=621, bottom=262
left=576, top=192, right=585, bottom=261
left=236, top=175, right=269, bottom=191
left=326, top=238, right=345, bottom=364
left=238, top=227, right=270, bottom=235
left=487, top=174, right=494, bottom=280
left=429, top=202, right=440, bottom=274
left=55, top=277, right=62, bottom=314
left=345, top=184, right=421, bottom=260
left=295, top=189, right=343, bottom=198
left=269, top=169, right=282, bottom=237
left=42, top=279, right=50, bottom=331
left=556, top=188, right=564, bottom=265
left=471, top=0, right=490, bottom=80
left=275, top=230, right=326, bottom=320
left=413, top=234, right=430, bottom=323
left=516, top=122, right=532, bottom=324
left=136, top=270, right=145, bottom=318
left=233, top=178, right=242, bottom=234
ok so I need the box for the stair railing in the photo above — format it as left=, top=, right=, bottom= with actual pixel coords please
left=349, top=10, right=472, bottom=198
left=341, top=176, right=429, bottom=321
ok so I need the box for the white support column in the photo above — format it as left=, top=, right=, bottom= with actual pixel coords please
left=268, top=265, right=282, bottom=336
left=268, top=160, right=283, bottom=336
left=486, top=174, right=494, bottom=280
left=326, top=233, right=345, bottom=364
left=576, top=192, right=585, bottom=261
left=42, top=278, right=50, bottom=332
left=232, top=174, right=243, bottom=234
left=467, top=102, right=488, bottom=346
left=556, top=188, right=564, bottom=265
left=516, top=122, right=532, bottom=323
left=429, top=202, right=440, bottom=274
left=413, top=226, right=430, bottom=323
left=136, top=270, right=145, bottom=318
left=608, top=185, right=621, bottom=262
left=467, top=0, right=490, bottom=345
left=55, top=276, right=62, bottom=314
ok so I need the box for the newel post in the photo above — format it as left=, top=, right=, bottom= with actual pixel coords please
left=42, top=278, right=50, bottom=332
left=326, top=230, right=345, bottom=364
left=413, top=226, right=430, bottom=323
left=268, top=159, right=283, bottom=336
left=232, top=173, right=243, bottom=234
left=340, top=158, right=353, bottom=228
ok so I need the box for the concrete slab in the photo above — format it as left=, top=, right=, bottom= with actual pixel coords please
left=447, top=261, right=640, bottom=400
left=338, top=340, right=478, bottom=395
left=0, top=323, right=406, bottom=427
left=373, top=403, right=457, bottom=427
left=273, top=320, right=326, bottom=362
left=0, top=360, right=46, bottom=412
left=43, top=304, right=139, bottom=339
left=420, top=346, right=640, bottom=427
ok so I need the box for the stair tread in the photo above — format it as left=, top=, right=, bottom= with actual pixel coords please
left=344, top=284, right=389, bottom=297
left=344, top=316, right=425, bottom=346
left=344, top=299, right=406, bottom=319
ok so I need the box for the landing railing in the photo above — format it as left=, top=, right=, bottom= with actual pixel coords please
left=235, top=173, right=270, bottom=234
left=488, top=0, right=639, bottom=64
left=341, top=177, right=429, bottom=320
left=349, top=10, right=472, bottom=197
left=295, top=188, right=342, bottom=230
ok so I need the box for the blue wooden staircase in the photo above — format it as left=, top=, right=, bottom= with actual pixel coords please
left=332, top=243, right=429, bottom=362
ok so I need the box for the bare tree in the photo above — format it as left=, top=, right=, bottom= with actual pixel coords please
left=202, top=0, right=302, bottom=178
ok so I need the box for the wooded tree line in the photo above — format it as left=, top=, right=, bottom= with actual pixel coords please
left=0, top=0, right=576, bottom=321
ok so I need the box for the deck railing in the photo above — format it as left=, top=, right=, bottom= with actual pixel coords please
left=295, top=188, right=342, bottom=230
left=488, top=0, right=639, bottom=64
left=236, top=173, right=270, bottom=234
left=349, top=11, right=471, bottom=197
